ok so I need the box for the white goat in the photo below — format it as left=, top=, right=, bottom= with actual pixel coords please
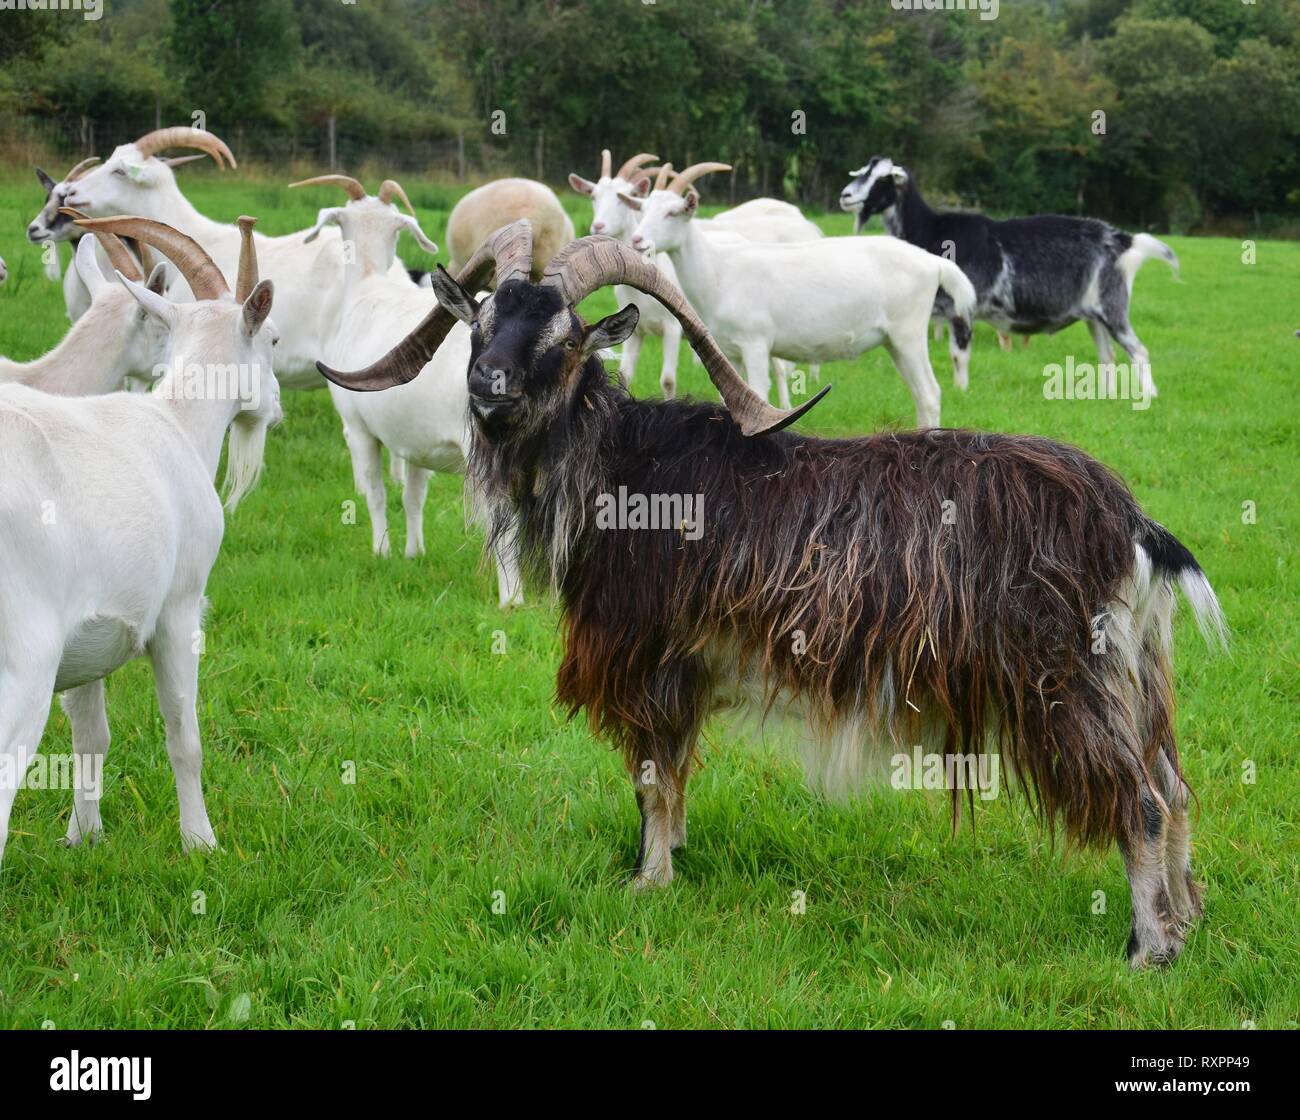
left=446, top=178, right=575, bottom=279
left=0, top=215, right=282, bottom=866
left=569, top=154, right=823, bottom=401
left=303, top=175, right=523, bottom=607
left=626, top=164, right=978, bottom=427
left=63, top=126, right=408, bottom=389
left=0, top=232, right=169, bottom=395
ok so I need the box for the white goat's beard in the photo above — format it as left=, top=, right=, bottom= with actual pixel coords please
left=222, top=417, right=268, bottom=512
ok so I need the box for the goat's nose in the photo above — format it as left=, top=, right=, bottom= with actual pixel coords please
left=592, top=221, right=605, bottom=233
left=631, top=234, right=644, bottom=247
left=469, top=362, right=514, bottom=399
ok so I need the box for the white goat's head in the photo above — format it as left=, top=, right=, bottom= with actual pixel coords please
left=28, top=158, right=101, bottom=244
left=62, top=127, right=235, bottom=221
left=78, top=214, right=282, bottom=509
left=624, top=162, right=731, bottom=255
left=568, top=150, right=659, bottom=241
left=292, top=175, right=438, bottom=277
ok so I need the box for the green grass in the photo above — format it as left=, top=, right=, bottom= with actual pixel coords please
left=0, top=171, right=1297, bottom=1029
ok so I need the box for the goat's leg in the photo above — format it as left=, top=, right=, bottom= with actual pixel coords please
left=670, top=753, right=693, bottom=851
left=932, top=320, right=944, bottom=342
left=148, top=597, right=216, bottom=853
left=60, top=679, right=110, bottom=847
left=345, top=426, right=390, bottom=557
left=1155, top=748, right=1202, bottom=928
left=1108, top=318, right=1157, bottom=400
left=739, top=341, right=773, bottom=403
left=885, top=336, right=942, bottom=428
left=0, top=656, right=57, bottom=867
left=772, top=359, right=795, bottom=409
left=659, top=318, right=682, bottom=400
left=1119, top=791, right=1181, bottom=968
left=618, top=328, right=643, bottom=390
left=948, top=315, right=973, bottom=391
left=401, top=464, right=432, bottom=559
left=997, top=331, right=1013, bottom=352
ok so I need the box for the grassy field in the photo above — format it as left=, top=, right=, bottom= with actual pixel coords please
left=0, top=170, right=1296, bottom=1029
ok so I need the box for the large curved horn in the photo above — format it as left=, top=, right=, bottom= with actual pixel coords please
left=378, top=179, right=416, bottom=217
left=58, top=206, right=142, bottom=282
left=654, top=163, right=674, bottom=191
left=133, top=127, right=236, bottom=170
left=65, top=156, right=101, bottom=182
left=543, top=237, right=827, bottom=436
left=72, top=215, right=229, bottom=301
left=317, top=220, right=535, bottom=392
left=615, top=152, right=659, bottom=182
left=668, top=162, right=732, bottom=196
left=235, top=216, right=258, bottom=303
left=600, top=149, right=612, bottom=179
left=289, top=174, right=366, bottom=201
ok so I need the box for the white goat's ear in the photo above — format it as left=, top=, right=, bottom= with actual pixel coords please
left=124, top=162, right=157, bottom=186
left=117, top=271, right=178, bottom=328
left=145, top=261, right=169, bottom=296
left=397, top=214, right=439, bottom=256
left=430, top=265, right=478, bottom=325
left=890, top=165, right=909, bottom=185
left=568, top=173, right=596, bottom=196
left=242, top=279, right=275, bottom=337
left=616, top=191, right=643, bottom=212
left=304, top=206, right=344, bottom=243
left=628, top=173, right=653, bottom=198
left=681, top=191, right=700, bottom=216
left=582, top=304, right=639, bottom=359
left=74, top=235, right=107, bottom=299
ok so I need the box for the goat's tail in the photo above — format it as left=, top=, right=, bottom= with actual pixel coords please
left=1120, top=233, right=1180, bottom=291
left=936, top=258, right=978, bottom=325
left=1141, top=521, right=1227, bottom=650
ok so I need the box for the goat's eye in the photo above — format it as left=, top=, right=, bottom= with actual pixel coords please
left=112, top=167, right=126, bottom=178
left=563, top=339, right=577, bottom=352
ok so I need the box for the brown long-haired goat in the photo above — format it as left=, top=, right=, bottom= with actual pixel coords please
left=320, top=221, right=1226, bottom=968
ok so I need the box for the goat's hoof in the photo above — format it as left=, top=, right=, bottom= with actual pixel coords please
left=628, top=869, right=672, bottom=891
left=181, top=831, right=218, bottom=855
left=60, top=827, right=102, bottom=849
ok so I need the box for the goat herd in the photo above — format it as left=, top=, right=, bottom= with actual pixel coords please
left=0, top=127, right=1223, bottom=970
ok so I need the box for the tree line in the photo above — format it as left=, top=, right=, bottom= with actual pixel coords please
left=1, top=0, right=1297, bottom=231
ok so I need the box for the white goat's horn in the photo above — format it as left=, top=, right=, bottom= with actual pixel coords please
left=600, top=149, right=612, bottom=179
left=668, top=162, right=732, bottom=196
left=378, top=179, right=416, bottom=217
left=165, top=154, right=209, bottom=170
left=134, top=127, right=237, bottom=170
left=235, top=216, right=258, bottom=303
left=73, top=215, right=230, bottom=301
left=615, top=152, right=658, bottom=182
left=289, top=174, right=366, bottom=201
left=654, top=163, right=674, bottom=191
left=65, top=157, right=101, bottom=182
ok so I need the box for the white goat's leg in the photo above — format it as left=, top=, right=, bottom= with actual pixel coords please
left=0, top=658, right=57, bottom=867
left=494, top=520, right=525, bottom=609
left=401, top=464, right=432, bottom=559
left=60, top=679, right=110, bottom=847
left=740, top=341, right=773, bottom=403
left=1089, top=320, right=1119, bottom=397
left=1110, top=320, right=1157, bottom=399
left=345, top=426, right=390, bottom=557
left=619, top=329, right=643, bottom=390
left=886, top=337, right=942, bottom=429
left=772, top=359, right=794, bottom=410
left=148, top=598, right=216, bottom=853
left=659, top=319, right=682, bottom=400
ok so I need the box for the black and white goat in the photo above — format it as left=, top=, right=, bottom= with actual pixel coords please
left=320, top=223, right=1224, bottom=968
left=840, top=157, right=1179, bottom=398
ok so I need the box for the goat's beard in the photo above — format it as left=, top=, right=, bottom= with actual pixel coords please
left=466, top=370, right=616, bottom=595
left=222, top=414, right=268, bottom=513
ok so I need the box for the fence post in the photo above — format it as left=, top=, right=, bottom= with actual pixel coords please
left=328, top=114, right=337, bottom=171
left=458, top=128, right=465, bottom=180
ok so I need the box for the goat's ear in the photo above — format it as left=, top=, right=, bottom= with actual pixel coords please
left=581, top=303, right=639, bottom=359
left=616, top=191, right=643, bottom=212
left=242, top=278, right=275, bottom=338
left=890, top=165, right=909, bottom=186
left=124, top=162, right=158, bottom=186
left=73, top=235, right=107, bottom=298
left=36, top=166, right=56, bottom=193
left=117, top=271, right=178, bottom=329
left=430, top=265, right=479, bottom=324
left=304, top=206, right=344, bottom=244
left=145, top=261, right=169, bottom=296
left=628, top=173, right=653, bottom=198
left=682, top=191, right=700, bottom=217
left=568, top=173, right=596, bottom=196
left=397, top=214, right=439, bottom=257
